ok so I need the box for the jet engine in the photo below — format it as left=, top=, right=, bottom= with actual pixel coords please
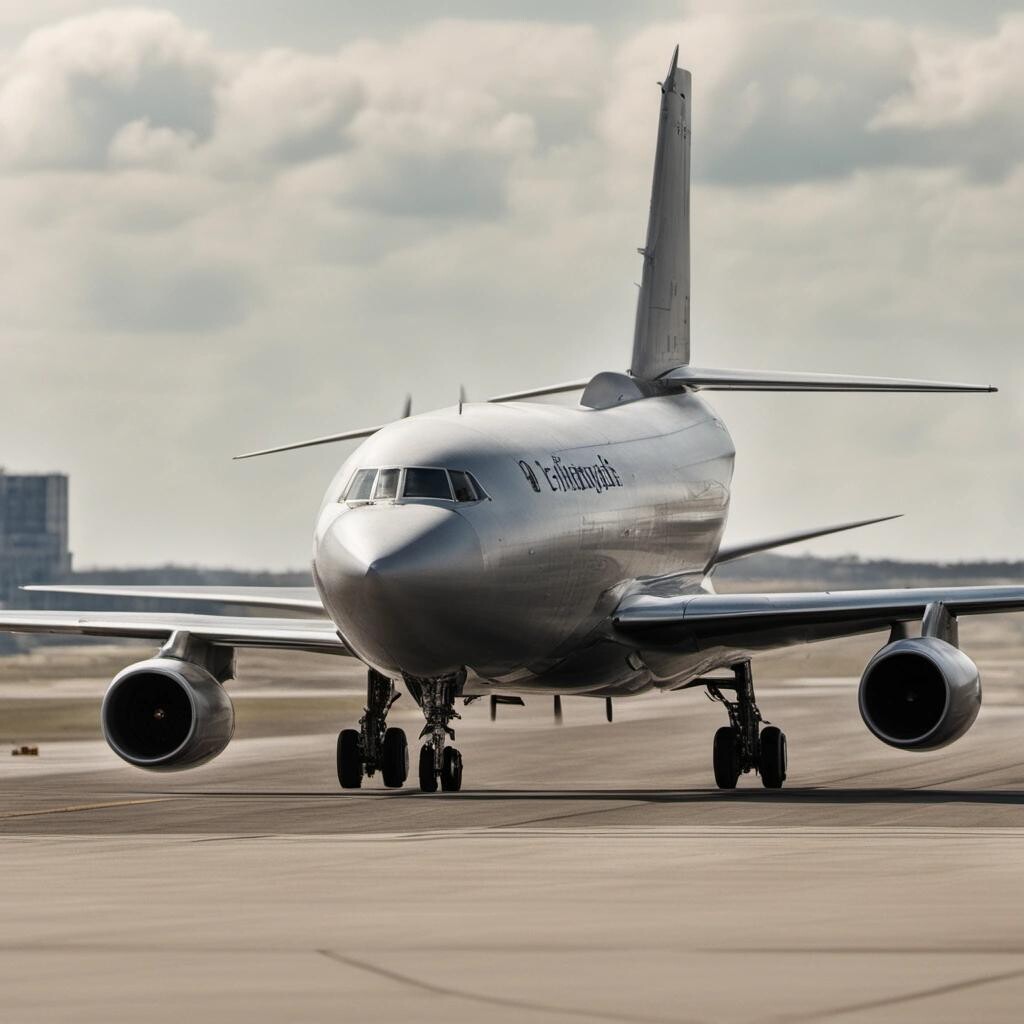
left=101, top=657, right=235, bottom=770
left=858, top=636, right=981, bottom=751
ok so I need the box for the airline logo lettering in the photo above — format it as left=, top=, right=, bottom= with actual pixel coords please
left=519, top=455, right=623, bottom=495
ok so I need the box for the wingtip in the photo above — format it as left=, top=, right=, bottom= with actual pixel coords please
left=663, top=44, right=679, bottom=91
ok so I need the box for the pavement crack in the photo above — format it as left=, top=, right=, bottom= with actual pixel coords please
left=317, top=949, right=695, bottom=1024
left=780, top=966, right=1024, bottom=1021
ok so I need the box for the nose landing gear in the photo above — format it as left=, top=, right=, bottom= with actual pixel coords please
left=336, top=669, right=409, bottom=789
left=703, top=661, right=787, bottom=789
left=407, top=675, right=464, bottom=792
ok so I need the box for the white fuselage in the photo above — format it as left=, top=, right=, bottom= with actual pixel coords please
left=312, top=390, right=734, bottom=695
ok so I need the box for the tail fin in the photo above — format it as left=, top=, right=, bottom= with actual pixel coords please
left=630, top=46, right=691, bottom=381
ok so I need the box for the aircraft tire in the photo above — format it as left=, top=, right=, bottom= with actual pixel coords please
left=337, top=729, right=363, bottom=789
left=381, top=727, right=409, bottom=788
left=418, top=743, right=438, bottom=792
left=713, top=726, right=740, bottom=789
left=440, top=746, right=463, bottom=792
left=759, top=726, right=787, bottom=789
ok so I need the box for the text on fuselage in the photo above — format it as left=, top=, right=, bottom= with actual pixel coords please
left=519, top=454, right=623, bottom=495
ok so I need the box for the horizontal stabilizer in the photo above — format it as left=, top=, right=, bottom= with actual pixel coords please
left=662, top=366, right=996, bottom=393
left=486, top=379, right=589, bottom=403
left=235, top=381, right=594, bottom=459
left=23, top=584, right=324, bottom=614
left=235, top=424, right=384, bottom=460
left=712, top=514, right=901, bottom=567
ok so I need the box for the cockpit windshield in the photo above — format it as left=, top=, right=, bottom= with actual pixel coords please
left=374, top=467, right=401, bottom=500
left=345, top=468, right=377, bottom=502
left=403, top=467, right=451, bottom=499
left=342, top=468, right=486, bottom=505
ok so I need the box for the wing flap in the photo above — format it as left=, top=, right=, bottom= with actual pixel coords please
left=0, top=610, right=347, bottom=655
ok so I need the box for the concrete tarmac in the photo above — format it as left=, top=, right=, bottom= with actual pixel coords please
left=3, top=656, right=1024, bottom=1022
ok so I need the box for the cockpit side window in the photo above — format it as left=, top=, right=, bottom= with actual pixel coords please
left=448, top=470, right=479, bottom=502
left=403, top=467, right=452, bottom=500
left=374, top=467, right=401, bottom=500
left=344, top=468, right=377, bottom=502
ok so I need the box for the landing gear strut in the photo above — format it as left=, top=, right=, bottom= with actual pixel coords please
left=336, top=669, right=408, bottom=789
left=706, top=661, right=787, bottom=789
left=407, top=675, right=464, bottom=792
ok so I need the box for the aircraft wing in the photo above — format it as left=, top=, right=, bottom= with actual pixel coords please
left=0, top=609, right=348, bottom=655
left=613, top=585, right=1024, bottom=654
left=23, top=584, right=323, bottom=614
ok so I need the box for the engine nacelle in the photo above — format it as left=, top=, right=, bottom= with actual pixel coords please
left=101, top=657, right=235, bottom=771
left=858, top=636, right=981, bottom=751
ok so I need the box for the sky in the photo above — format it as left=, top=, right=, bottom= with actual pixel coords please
left=0, top=1, right=1021, bottom=570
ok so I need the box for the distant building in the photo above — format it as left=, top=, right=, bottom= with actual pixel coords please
left=0, top=471, right=72, bottom=605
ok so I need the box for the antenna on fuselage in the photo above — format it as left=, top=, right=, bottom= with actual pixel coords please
left=458, top=384, right=467, bottom=415
left=401, top=394, right=412, bottom=418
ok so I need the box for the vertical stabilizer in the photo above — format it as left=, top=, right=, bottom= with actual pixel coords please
left=630, top=47, right=691, bottom=380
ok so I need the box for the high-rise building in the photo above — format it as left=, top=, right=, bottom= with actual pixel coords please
left=0, top=471, right=72, bottom=605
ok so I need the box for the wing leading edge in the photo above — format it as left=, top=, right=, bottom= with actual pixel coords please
left=614, top=585, right=1024, bottom=654
left=0, top=609, right=348, bottom=655
left=23, top=584, right=323, bottom=614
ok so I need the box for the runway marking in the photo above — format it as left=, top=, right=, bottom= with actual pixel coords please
left=789, top=966, right=1024, bottom=1020
left=317, top=949, right=698, bottom=1024
left=0, top=797, right=172, bottom=820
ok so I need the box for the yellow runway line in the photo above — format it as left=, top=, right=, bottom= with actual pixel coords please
left=0, top=797, right=173, bottom=820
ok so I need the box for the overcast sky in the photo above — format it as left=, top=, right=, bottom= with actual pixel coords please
left=1, top=1, right=1021, bottom=570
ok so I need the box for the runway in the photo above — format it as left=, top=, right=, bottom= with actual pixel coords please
left=3, top=643, right=1024, bottom=1022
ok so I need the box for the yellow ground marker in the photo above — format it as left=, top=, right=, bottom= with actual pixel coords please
left=0, top=797, right=172, bottom=820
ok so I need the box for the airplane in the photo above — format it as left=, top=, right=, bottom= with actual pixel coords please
left=5, top=47, right=1019, bottom=794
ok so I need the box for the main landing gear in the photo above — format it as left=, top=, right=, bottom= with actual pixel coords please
left=407, top=676, right=464, bottom=792
left=705, top=661, right=787, bottom=790
left=337, top=669, right=409, bottom=789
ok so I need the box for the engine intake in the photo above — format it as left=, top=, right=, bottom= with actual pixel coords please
left=101, top=657, right=234, bottom=771
left=858, top=636, right=981, bottom=751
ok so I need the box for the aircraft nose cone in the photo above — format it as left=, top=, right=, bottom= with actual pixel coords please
left=315, top=505, right=484, bottom=676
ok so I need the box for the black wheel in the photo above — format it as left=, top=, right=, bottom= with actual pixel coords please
left=381, top=727, right=409, bottom=788
left=337, top=729, right=362, bottom=789
left=418, top=743, right=438, bottom=792
left=713, top=726, right=740, bottom=789
left=440, top=746, right=463, bottom=792
left=759, top=726, right=787, bottom=789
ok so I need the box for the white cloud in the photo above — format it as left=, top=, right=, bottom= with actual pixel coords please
left=871, top=15, right=1024, bottom=131
left=0, top=6, right=1020, bottom=566
left=0, top=8, right=216, bottom=168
